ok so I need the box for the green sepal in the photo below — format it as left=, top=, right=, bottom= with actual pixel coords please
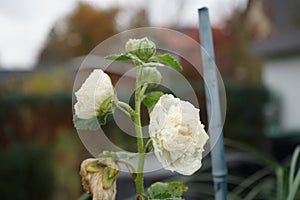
left=97, top=114, right=108, bottom=126
left=73, top=95, right=115, bottom=129
left=86, top=160, right=105, bottom=173
left=147, top=181, right=188, bottom=199
left=102, top=166, right=120, bottom=189
left=145, top=139, right=154, bottom=153
left=155, top=54, right=183, bottom=71
left=142, top=91, right=164, bottom=112
left=73, top=115, right=100, bottom=131
left=97, top=96, right=115, bottom=125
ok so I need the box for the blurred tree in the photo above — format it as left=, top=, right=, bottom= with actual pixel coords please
left=213, top=0, right=266, bottom=85
left=37, top=3, right=119, bottom=66
left=0, top=67, right=73, bottom=95
left=37, top=2, right=151, bottom=67
left=127, top=8, right=149, bottom=28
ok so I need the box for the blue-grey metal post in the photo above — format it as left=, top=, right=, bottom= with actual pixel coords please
left=198, top=7, right=227, bottom=200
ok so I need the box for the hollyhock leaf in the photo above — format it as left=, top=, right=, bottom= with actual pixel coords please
left=105, top=54, right=131, bottom=61
left=73, top=115, right=99, bottom=131
left=148, top=181, right=187, bottom=199
left=142, top=91, right=164, bottom=112
left=155, top=54, right=183, bottom=71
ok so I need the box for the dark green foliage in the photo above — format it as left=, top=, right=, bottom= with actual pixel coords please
left=0, top=82, right=269, bottom=148
left=188, top=80, right=269, bottom=147
left=0, top=82, right=271, bottom=199
left=0, top=143, right=54, bottom=200
left=0, top=92, right=72, bottom=145
left=224, top=84, right=269, bottom=146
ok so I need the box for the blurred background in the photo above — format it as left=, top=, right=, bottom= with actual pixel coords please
left=0, top=0, right=299, bottom=199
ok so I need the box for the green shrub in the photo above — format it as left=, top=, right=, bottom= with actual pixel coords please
left=224, top=84, right=269, bottom=146
left=0, top=143, right=54, bottom=200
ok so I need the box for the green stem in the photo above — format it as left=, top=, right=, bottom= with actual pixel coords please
left=117, top=159, right=136, bottom=174
left=117, top=101, right=135, bottom=118
left=116, top=104, right=131, bottom=118
left=134, top=65, right=146, bottom=196
left=140, top=83, right=148, bottom=101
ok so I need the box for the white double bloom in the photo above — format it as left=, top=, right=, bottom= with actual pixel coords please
left=149, top=94, right=209, bottom=175
left=74, top=69, right=114, bottom=119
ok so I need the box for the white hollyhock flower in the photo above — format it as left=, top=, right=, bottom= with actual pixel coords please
left=149, top=94, right=209, bottom=175
left=74, top=69, right=114, bottom=119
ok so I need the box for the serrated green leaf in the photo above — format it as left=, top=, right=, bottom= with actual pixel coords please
left=148, top=181, right=188, bottom=199
left=105, top=54, right=131, bottom=61
left=142, top=91, right=164, bottom=112
left=73, top=115, right=100, bottom=131
left=155, top=54, right=183, bottom=71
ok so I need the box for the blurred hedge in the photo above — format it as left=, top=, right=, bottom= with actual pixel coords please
left=224, top=84, right=269, bottom=146
left=0, top=143, right=54, bottom=200
left=189, top=82, right=269, bottom=147
left=0, top=83, right=269, bottom=198
left=0, top=92, right=73, bottom=145
left=0, top=91, right=87, bottom=199
left=0, top=84, right=269, bottom=147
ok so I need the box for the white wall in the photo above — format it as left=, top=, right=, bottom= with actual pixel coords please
left=263, top=56, right=300, bottom=131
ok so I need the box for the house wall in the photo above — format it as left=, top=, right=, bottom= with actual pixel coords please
left=263, top=56, right=300, bottom=131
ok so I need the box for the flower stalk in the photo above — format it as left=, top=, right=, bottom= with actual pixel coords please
left=134, top=65, right=146, bottom=196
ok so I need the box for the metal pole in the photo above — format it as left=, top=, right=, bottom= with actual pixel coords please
left=198, top=7, right=227, bottom=200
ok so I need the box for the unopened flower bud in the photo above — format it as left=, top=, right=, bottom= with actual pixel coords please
left=125, top=37, right=156, bottom=61
left=142, top=67, right=162, bottom=88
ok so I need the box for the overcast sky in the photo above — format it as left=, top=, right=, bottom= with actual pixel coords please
left=0, top=0, right=248, bottom=70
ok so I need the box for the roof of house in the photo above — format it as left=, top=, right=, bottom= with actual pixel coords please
left=252, top=0, right=300, bottom=58
left=253, top=30, right=300, bottom=58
